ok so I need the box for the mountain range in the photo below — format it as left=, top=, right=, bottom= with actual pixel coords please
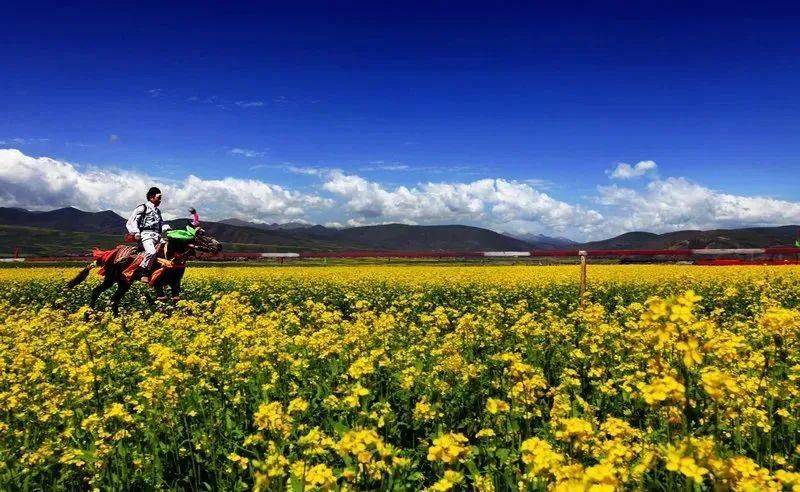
left=1, top=207, right=798, bottom=256
left=581, top=227, right=800, bottom=250
left=0, top=207, right=533, bottom=255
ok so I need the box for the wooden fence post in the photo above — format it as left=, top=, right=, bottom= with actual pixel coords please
left=579, top=250, right=587, bottom=303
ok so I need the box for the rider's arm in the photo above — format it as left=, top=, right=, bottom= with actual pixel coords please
left=126, top=205, right=145, bottom=235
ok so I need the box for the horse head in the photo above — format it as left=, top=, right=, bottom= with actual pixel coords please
left=190, top=227, right=222, bottom=255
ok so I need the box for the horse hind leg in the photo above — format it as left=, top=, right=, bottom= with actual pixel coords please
left=90, top=275, right=115, bottom=309
left=111, top=280, right=130, bottom=316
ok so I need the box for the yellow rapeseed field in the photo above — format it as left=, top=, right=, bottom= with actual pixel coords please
left=0, top=264, right=798, bottom=490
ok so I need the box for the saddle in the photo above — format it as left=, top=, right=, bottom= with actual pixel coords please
left=92, top=245, right=138, bottom=275
left=120, top=243, right=170, bottom=283
left=94, top=243, right=171, bottom=285
left=112, top=245, right=140, bottom=264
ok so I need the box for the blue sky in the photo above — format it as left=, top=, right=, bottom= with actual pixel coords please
left=2, top=1, right=800, bottom=240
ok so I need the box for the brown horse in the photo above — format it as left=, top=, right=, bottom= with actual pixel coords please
left=66, top=228, right=222, bottom=314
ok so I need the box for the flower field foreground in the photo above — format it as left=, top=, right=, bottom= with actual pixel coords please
left=0, top=264, right=799, bottom=490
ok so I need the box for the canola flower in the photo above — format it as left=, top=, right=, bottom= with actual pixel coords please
left=0, top=264, right=798, bottom=490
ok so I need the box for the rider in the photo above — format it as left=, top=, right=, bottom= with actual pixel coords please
left=188, top=207, right=200, bottom=228
left=126, top=187, right=170, bottom=283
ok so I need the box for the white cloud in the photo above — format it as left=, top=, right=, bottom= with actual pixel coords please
left=148, top=88, right=163, bottom=97
left=321, top=171, right=602, bottom=233
left=109, top=134, right=120, bottom=144
left=320, top=171, right=800, bottom=238
left=288, top=166, right=326, bottom=176
left=0, top=149, right=331, bottom=222
left=608, top=160, right=658, bottom=179
left=4, top=149, right=798, bottom=240
left=229, top=148, right=264, bottom=158
left=235, top=100, right=264, bottom=108
left=523, top=178, right=553, bottom=187
left=360, top=163, right=410, bottom=171
left=596, top=177, right=800, bottom=233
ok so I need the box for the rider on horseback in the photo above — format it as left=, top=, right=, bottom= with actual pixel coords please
left=66, top=197, right=220, bottom=315
left=126, top=187, right=170, bottom=283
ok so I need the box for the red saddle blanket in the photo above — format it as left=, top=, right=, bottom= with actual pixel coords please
left=93, top=243, right=178, bottom=285
left=93, top=245, right=140, bottom=276
left=93, top=245, right=139, bottom=265
left=92, top=244, right=151, bottom=280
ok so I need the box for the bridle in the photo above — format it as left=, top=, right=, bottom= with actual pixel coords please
left=157, top=229, right=219, bottom=268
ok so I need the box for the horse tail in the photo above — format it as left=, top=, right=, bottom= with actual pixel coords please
left=65, top=262, right=96, bottom=290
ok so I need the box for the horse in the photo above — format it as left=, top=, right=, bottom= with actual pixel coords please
left=66, top=227, right=222, bottom=315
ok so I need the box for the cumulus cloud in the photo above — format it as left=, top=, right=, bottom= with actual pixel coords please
left=0, top=149, right=331, bottom=222
left=596, top=177, right=800, bottom=233
left=608, top=160, right=658, bottom=179
left=321, top=171, right=602, bottom=233
left=4, top=149, right=798, bottom=240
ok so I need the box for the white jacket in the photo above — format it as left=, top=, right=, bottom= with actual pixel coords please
left=126, top=202, right=170, bottom=240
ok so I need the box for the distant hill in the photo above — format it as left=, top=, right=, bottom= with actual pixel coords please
left=164, top=219, right=358, bottom=251
left=166, top=221, right=533, bottom=251
left=219, top=218, right=312, bottom=230
left=0, top=224, right=122, bottom=256
left=0, top=224, right=327, bottom=256
left=3, top=207, right=798, bottom=256
left=0, top=207, right=125, bottom=234
left=0, top=207, right=538, bottom=254
left=302, top=223, right=534, bottom=251
left=507, top=232, right=577, bottom=250
left=221, top=218, right=558, bottom=250
left=580, top=226, right=800, bottom=250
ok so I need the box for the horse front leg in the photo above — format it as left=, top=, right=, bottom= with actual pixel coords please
left=169, top=271, right=183, bottom=302
left=153, top=280, right=167, bottom=302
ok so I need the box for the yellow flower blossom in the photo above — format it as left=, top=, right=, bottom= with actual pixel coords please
left=637, top=376, right=685, bottom=406
left=485, top=398, right=510, bottom=414
left=676, top=337, right=702, bottom=369
left=1, top=266, right=799, bottom=489
left=429, top=470, right=464, bottom=491
left=427, top=433, right=471, bottom=464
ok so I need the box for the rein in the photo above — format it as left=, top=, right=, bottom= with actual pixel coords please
left=156, top=240, right=191, bottom=269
